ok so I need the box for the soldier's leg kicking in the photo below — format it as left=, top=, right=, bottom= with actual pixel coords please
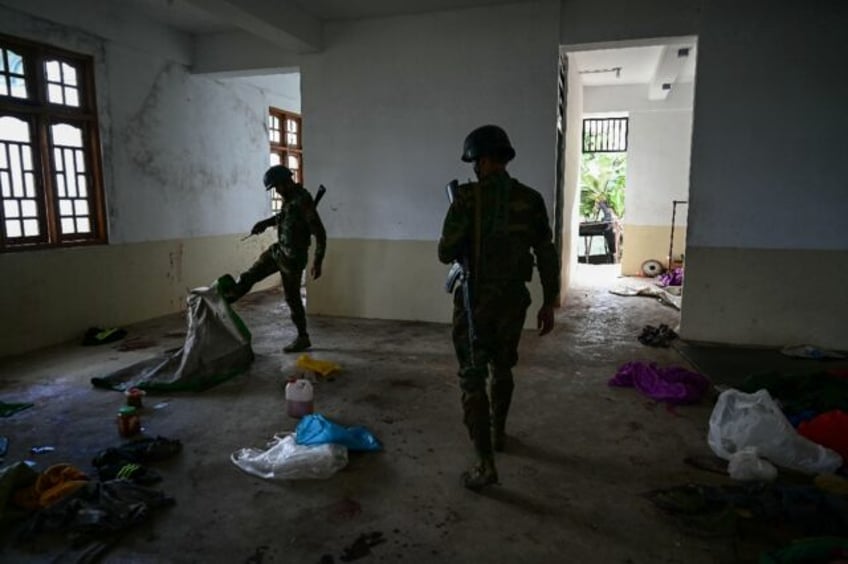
left=281, top=266, right=311, bottom=353
left=221, top=248, right=278, bottom=303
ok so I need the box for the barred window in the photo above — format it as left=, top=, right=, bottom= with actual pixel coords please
left=582, top=117, right=628, bottom=153
left=268, top=107, right=302, bottom=212
left=0, top=34, right=106, bottom=251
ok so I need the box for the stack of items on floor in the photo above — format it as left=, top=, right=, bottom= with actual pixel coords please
left=649, top=368, right=848, bottom=562
left=0, top=436, right=181, bottom=561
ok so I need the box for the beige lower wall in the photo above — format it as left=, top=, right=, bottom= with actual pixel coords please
left=620, top=224, right=688, bottom=275
left=0, top=233, right=277, bottom=357
left=680, top=246, right=848, bottom=350
left=306, top=238, right=544, bottom=329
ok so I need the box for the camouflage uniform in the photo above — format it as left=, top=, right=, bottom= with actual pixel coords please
left=438, top=170, right=559, bottom=464
left=231, top=185, right=326, bottom=338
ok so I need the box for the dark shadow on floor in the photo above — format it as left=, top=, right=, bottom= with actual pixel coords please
left=674, top=341, right=848, bottom=388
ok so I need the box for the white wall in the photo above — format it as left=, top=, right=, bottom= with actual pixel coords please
left=686, top=1, right=847, bottom=251
left=301, top=1, right=560, bottom=325
left=302, top=1, right=560, bottom=241
left=0, top=4, right=293, bottom=355
left=584, top=83, right=693, bottom=227
left=561, top=54, right=583, bottom=282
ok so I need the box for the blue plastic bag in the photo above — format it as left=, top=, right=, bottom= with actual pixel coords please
left=295, top=414, right=382, bottom=452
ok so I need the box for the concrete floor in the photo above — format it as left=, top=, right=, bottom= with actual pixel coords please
left=1, top=265, right=749, bottom=563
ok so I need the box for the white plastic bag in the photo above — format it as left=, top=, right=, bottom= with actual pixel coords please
left=727, top=447, right=778, bottom=482
left=707, top=389, right=842, bottom=475
left=231, top=433, right=348, bottom=480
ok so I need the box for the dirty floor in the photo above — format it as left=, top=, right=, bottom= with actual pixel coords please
left=1, top=265, right=763, bottom=563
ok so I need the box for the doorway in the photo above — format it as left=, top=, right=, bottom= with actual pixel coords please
left=559, top=38, right=697, bottom=298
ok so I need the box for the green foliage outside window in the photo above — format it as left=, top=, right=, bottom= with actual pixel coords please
left=580, top=153, right=626, bottom=221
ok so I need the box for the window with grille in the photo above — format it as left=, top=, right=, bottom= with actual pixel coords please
left=268, top=107, right=302, bottom=212
left=582, top=117, right=628, bottom=153
left=0, top=34, right=105, bottom=251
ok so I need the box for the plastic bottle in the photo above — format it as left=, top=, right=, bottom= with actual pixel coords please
left=117, top=406, right=141, bottom=437
left=285, top=378, right=314, bottom=418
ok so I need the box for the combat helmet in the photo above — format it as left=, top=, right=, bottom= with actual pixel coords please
left=263, top=165, right=293, bottom=189
left=461, top=125, right=516, bottom=163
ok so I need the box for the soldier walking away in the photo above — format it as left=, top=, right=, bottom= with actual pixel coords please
left=220, top=165, right=327, bottom=353
left=438, top=125, right=560, bottom=491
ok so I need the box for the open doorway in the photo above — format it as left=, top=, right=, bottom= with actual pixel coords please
left=560, top=39, right=697, bottom=296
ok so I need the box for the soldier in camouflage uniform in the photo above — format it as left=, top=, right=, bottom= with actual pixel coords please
left=438, top=125, right=560, bottom=491
left=223, top=165, right=327, bottom=353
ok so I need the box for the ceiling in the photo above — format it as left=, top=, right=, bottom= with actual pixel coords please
left=571, top=42, right=697, bottom=87
left=126, top=0, right=542, bottom=34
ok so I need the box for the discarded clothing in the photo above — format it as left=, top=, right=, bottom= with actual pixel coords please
left=0, top=462, right=39, bottom=527
left=0, top=401, right=34, bottom=417
left=798, top=410, right=848, bottom=463
left=13, top=464, right=89, bottom=510
left=737, top=371, right=848, bottom=416
left=608, top=361, right=710, bottom=404
left=638, top=324, right=678, bottom=347
left=20, top=479, right=175, bottom=542
left=759, top=537, right=848, bottom=564
left=657, top=267, right=684, bottom=287
left=296, top=414, right=382, bottom=452
left=645, top=482, right=848, bottom=538
left=92, top=436, right=183, bottom=467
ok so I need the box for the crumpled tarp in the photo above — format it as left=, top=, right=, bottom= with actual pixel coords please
left=608, top=361, right=710, bottom=404
left=91, top=283, right=253, bottom=392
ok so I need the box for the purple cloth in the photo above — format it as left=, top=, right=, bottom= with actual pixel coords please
left=657, top=267, right=684, bottom=287
left=608, top=361, right=710, bottom=404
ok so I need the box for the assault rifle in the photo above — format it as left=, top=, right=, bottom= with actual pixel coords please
left=444, top=179, right=477, bottom=366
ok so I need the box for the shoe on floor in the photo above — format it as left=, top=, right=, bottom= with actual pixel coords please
left=283, top=335, right=312, bottom=353
left=461, top=460, right=499, bottom=492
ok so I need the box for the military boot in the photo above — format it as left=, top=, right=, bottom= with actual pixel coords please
left=461, top=456, right=499, bottom=492
left=283, top=334, right=311, bottom=353
left=214, top=274, right=239, bottom=303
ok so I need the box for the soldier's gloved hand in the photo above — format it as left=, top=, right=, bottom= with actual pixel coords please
left=537, top=304, right=555, bottom=336
left=311, top=262, right=323, bottom=280
left=250, top=221, right=266, bottom=236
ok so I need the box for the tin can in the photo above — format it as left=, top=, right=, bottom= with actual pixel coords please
left=117, top=406, right=141, bottom=437
left=125, top=387, right=145, bottom=408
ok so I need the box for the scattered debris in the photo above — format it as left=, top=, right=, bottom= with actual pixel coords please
left=82, top=327, right=127, bottom=346
left=638, top=324, right=678, bottom=347
left=609, top=284, right=681, bottom=310
left=153, top=401, right=170, bottom=410
left=30, top=446, right=55, bottom=455
left=245, top=545, right=269, bottom=564
left=780, top=344, right=846, bottom=360
left=609, top=362, right=710, bottom=405
left=340, top=532, right=385, bottom=562
left=295, top=354, right=341, bottom=377
left=0, top=400, right=34, bottom=417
